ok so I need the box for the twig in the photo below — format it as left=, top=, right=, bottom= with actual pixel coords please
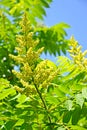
left=35, top=84, right=53, bottom=129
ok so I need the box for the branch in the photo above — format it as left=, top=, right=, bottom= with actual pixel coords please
left=35, top=84, right=53, bottom=129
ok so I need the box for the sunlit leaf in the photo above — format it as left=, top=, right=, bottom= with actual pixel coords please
left=57, top=127, right=66, bottom=130
left=82, top=87, right=87, bottom=99
left=14, top=119, right=24, bottom=127
left=65, top=100, right=73, bottom=111
left=75, top=94, right=84, bottom=108
left=0, top=88, right=15, bottom=100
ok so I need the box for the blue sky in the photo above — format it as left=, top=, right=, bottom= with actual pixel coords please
left=42, top=0, right=87, bottom=61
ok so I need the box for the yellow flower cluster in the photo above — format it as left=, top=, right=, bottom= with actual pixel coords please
left=14, top=85, right=23, bottom=94
left=10, top=13, right=59, bottom=96
left=20, top=79, right=36, bottom=96
left=41, top=69, right=59, bottom=88
left=34, top=60, right=59, bottom=87
left=68, top=36, right=87, bottom=69
left=9, top=55, right=24, bottom=64
left=25, top=47, right=44, bottom=66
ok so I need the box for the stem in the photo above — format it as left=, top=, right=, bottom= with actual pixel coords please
left=35, top=85, right=52, bottom=128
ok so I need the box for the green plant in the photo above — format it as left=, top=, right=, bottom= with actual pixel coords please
left=0, top=1, right=87, bottom=130
left=0, top=13, right=87, bottom=130
left=0, top=0, right=70, bottom=81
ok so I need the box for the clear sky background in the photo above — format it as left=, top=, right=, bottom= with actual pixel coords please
left=42, top=0, right=87, bottom=61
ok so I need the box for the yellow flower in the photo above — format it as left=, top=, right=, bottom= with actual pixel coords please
left=68, top=36, right=87, bottom=70
left=14, top=86, right=23, bottom=93
left=10, top=13, right=59, bottom=96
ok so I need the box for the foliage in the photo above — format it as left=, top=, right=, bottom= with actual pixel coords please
left=0, top=0, right=52, bottom=24
left=0, top=0, right=70, bottom=81
left=34, top=22, right=70, bottom=56
left=0, top=14, right=87, bottom=129
left=0, top=1, right=87, bottom=130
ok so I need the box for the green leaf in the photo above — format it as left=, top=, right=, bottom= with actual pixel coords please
left=47, top=85, right=54, bottom=93
left=63, top=111, right=72, bottom=123
left=57, top=56, right=74, bottom=74
left=73, top=71, right=86, bottom=82
left=75, top=94, right=84, bottom=108
left=82, top=87, right=87, bottom=99
left=0, top=88, right=16, bottom=100
left=41, top=0, right=50, bottom=8
left=70, top=125, right=87, bottom=130
left=5, top=121, right=16, bottom=130
left=35, top=24, right=69, bottom=56
left=14, top=119, right=24, bottom=127
left=72, top=107, right=81, bottom=125
left=16, top=104, right=29, bottom=108
left=37, top=6, right=46, bottom=16
left=46, top=94, right=59, bottom=105
left=65, top=100, right=73, bottom=111
left=17, top=94, right=27, bottom=104
left=54, top=22, right=70, bottom=29
left=54, top=87, right=65, bottom=98
left=0, top=78, right=10, bottom=92
left=21, top=123, right=33, bottom=130
left=57, top=127, right=66, bottom=130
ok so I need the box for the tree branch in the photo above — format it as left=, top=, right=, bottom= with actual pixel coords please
left=35, top=85, right=53, bottom=128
